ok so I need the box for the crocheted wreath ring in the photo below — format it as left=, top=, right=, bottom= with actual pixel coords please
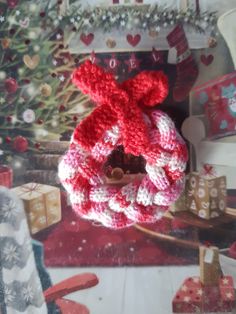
left=58, top=61, right=188, bottom=229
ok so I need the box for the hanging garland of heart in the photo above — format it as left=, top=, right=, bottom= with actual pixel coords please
left=58, top=61, right=188, bottom=229
left=51, top=5, right=217, bottom=35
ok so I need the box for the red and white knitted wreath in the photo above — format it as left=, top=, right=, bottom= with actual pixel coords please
left=58, top=61, right=188, bottom=229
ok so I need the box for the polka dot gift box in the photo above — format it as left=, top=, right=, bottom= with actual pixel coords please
left=186, top=172, right=227, bottom=220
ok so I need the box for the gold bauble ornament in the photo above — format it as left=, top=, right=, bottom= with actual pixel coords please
left=208, top=37, right=217, bottom=48
left=40, top=83, right=52, bottom=97
left=1, top=38, right=11, bottom=49
left=106, top=39, right=117, bottom=49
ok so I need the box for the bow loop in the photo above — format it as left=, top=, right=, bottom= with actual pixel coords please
left=121, top=71, right=168, bottom=107
left=72, top=60, right=125, bottom=105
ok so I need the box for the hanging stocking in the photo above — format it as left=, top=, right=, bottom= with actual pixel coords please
left=167, top=24, right=198, bottom=102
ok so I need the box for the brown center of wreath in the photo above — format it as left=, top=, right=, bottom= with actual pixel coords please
left=104, top=145, right=146, bottom=183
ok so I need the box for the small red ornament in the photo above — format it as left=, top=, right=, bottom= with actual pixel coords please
left=7, top=0, right=19, bottom=8
left=23, top=79, right=31, bottom=84
left=59, top=104, right=65, bottom=112
left=13, top=136, right=28, bottom=153
left=6, top=116, right=12, bottom=123
left=5, top=77, right=18, bottom=93
left=73, top=116, right=78, bottom=122
left=35, top=143, right=41, bottom=149
left=37, top=119, right=43, bottom=124
left=39, top=11, right=46, bottom=18
left=5, top=136, right=11, bottom=143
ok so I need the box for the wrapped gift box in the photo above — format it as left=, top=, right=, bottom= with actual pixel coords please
left=0, top=165, right=13, bottom=188
left=192, top=71, right=236, bottom=139
left=11, top=183, right=61, bottom=234
left=200, top=246, right=221, bottom=286
left=170, top=177, right=189, bottom=213
left=173, top=246, right=236, bottom=313
left=172, top=276, right=235, bottom=313
left=186, top=172, right=227, bottom=219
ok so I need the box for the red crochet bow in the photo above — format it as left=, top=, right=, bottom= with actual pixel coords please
left=71, top=60, right=168, bottom=156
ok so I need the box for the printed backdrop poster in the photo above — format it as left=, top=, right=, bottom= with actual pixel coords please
left=0, top=0, right=236, bottom=271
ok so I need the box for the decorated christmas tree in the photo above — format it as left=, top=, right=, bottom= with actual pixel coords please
left=0, top=0, right=92, bottom=165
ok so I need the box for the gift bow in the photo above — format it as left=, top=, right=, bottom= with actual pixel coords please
left=202, top=164, right=216, bottom=178
left=71, top=60, right=168, bottom=156
left=18, top=183, right=42, bottom=196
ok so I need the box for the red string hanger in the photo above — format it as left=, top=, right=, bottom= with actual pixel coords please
left=59, top=61, right=188, bottom=229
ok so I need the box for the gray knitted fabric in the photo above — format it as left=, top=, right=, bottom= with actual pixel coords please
left=0, top=187, right=47, bottom=313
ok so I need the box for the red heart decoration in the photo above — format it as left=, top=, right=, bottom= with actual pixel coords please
left=126, top=34, right=141, bottom=47
left=80, top=33, right=94, bottom=46
left=200, top=54, right=214, bottom=66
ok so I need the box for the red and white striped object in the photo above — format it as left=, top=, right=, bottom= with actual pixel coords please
left=58, top=61, right=188, bottom=229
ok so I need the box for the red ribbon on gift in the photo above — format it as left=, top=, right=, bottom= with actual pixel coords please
left=19, top=183, right=42, bottom=196
left=202, top=164, right=216, bottom=178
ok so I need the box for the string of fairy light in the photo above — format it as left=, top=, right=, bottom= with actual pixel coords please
left=49, top=4, right=217, bottom=35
